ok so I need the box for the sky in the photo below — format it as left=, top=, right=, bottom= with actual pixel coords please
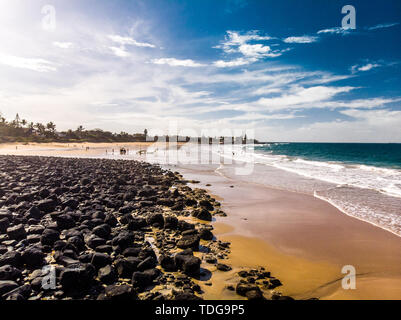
left=0, top=0, right=400, bottom=142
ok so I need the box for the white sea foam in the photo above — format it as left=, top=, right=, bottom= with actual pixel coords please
left=216, top=145, right=401, bottom=237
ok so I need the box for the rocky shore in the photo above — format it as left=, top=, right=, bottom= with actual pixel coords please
left=0, top=155, right=289, bottom=300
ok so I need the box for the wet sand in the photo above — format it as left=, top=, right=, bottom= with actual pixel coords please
left=2, top=142, right=401, bottom=299
left=179, top=165, right=401, bottom=300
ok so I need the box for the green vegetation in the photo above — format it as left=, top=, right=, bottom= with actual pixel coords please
left=0, top=113, right=148, bottom=143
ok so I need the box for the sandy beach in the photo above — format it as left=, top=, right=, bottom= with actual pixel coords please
left=1, top=142, right=401, bottom=300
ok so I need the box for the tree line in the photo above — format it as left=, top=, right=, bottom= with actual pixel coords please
left=0, top=113, right=149, bottom=143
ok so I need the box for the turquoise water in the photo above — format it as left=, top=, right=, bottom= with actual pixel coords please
left=256, top=143, right=401, bottom=169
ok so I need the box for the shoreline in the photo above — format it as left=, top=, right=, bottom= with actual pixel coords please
left=175, top=163, right=401, bottom=300
left=1, top=142, right=401, bottom=299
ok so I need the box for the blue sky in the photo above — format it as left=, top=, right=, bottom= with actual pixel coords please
left=0, top=0, right=400, bottom=142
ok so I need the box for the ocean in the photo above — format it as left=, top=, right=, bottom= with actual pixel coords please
left=233, top=143, right=401, bottom=237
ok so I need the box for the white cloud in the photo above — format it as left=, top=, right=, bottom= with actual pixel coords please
left=226, top=112, right=301, bottom=122
left=320, top=97, right=401, bottom=109
left=109, top=46, right=130, bottom=58
left=53, top=42, right=74, bottom=49
left=317, top=27, right=351, bottom=35
left=283, top=36, right=318, bottom=43
left=367, top=22, right=399, bottom=31
left=213, top=57, right=253, bottom=67
left=218, top=30, right=272, bottom=49
left=256, top=86, right=354, bottom=111
left=351, top=62, right=381, bottom=73
left=151, top=58, right=205, bottom=67
left=0, top=53, right=57, bottom=72
left=108, top=35, right=156, bottom=48
left=214, top=31, right=282, bottom=66
left=358, top=63, right=380, bottom=71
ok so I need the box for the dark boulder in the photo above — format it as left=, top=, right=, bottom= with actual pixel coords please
left=61, top=199, right=79, bottom=210
left=98, top=265, right=117, bottom=284
left=246, top=289, right=264, bottom=300
left=127, top=217, right=147, bottom=231
left=0, top=252, right=21, bottom=267
left=7, top=224, right=27, bottom=240
left=199, top=199, right=214, bottom=211
left=137, top=256, right=156, bottom=271
left=115, top=257, right=142, bottom=278
left=92, top=224, right=111, bottom=239
left=0, top=218, right=9, bottom=233
left=0, top=265, right=22, bottom=281
left=146, top=213, right=164, bottom=227
left=192, top=209, right=212, bottom=221
left=111, top=231, right=134, bottom=249
left=59, top=264, right=94, bottom=293
left=91, top=253, right=112, bottom=270
left=0, top=280, right=18, bottom=296
left=101, top=284, right=136, bottom=300
left=159, top=255, right=177, bottom=272
left=236, top=283, right=261, bottom=296
left=21, top=246, right=45, bottom=269
left=177, top=234, right=200, bottom=250
left=40, top=229, right=60, bottom=246
left=164, top=216, right=178, bottom=229
left=174, top=291, right=202, bottom=300
left=55, top=214, right=76, bottom=230
left=104, top=214, right=118, bottom=227
left=26, top=206, right=43, bottom=220
left=37, top=199, right=57, bottom=213
left=122, top=247, right=141, bottom=257
left=199, top=228, right=214, bottom=240
left=182, top=256, right=201, bottom=275
left=216, top=263, right=232, bottom=272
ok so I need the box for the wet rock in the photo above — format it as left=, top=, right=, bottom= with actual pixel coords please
left=98, top=265, right=117, bottom=284
left=21, top=246, right=45, bottom=269
left=27, top=206, right=43, bottom=220
left=192, top=209, right=212, bottom=221
left=235, top=283, right=261, bottom=296
left=102, top=284, right=137, bottom=300
left=177, top=234, right=200, bottom=250
left=182, top=256, right=201, bottom=275
left=199, top=228, right=213, bottom=240
left=0, top=265, right=22, bottom=281
left=146, top=213, right=164, bottom=228
left=7, top=224, right=27, bottom=240
left=137, top=256, right=156, bottom=271
left=217, top=264, right=232, bottom=272
left=132, top=271, right=153, bottom=289
left=40, top=229, right=60, bottom=246
left=159, top=255, right=177, bottom=272
left=246, top=289, right=264, bottom=300
left=55, top=214, right=75, bottom=230
left=173, top=291, right=202, bottom=300
left=37, top=199, right=57, bottom=213
left=92, top=224, right=111, bottom=239
left=111, top=231, right=134, bottom=249
left=59, top=264, right=94, bottom=294
left=115, top=257, right=142, bottom=278
left=164, top=216, right=178, bottom=229
left=127, top=217, right=147, bottom=231
left=91, top=253, right=112, bottom=270
left=0, top=280, right=19, bottom=296
left=0, top=252, right=21, bottom=267
left=0, top=218, right=9, bottom=233
left=199, top=200, right=214, bottom=211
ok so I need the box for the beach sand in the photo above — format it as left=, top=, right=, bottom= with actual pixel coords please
left=179, top=165, right=401, bottom=300
left=2, top=142, right=401, bottom=299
